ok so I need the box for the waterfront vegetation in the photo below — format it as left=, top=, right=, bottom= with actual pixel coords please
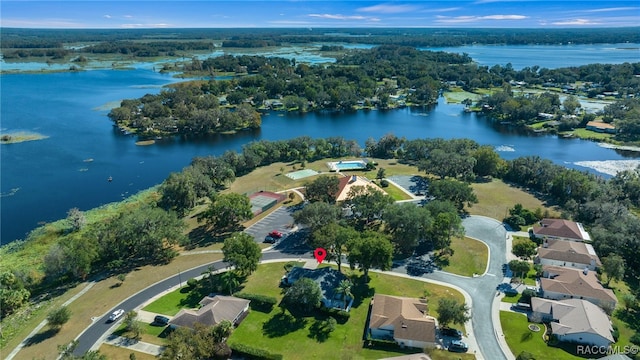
left=0, top=131, right=49, bottom=144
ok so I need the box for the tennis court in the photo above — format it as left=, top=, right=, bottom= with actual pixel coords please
left=285, top=169, right=319, bottom=180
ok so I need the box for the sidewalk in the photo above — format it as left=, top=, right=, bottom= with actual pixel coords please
left=492, top=293, right=517, bottom=360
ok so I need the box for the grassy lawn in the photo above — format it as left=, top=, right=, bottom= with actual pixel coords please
left=443, top=89, right=481, bottom=103
left=142, top=286, right=195, bottom=316
left=437, top=236, right=488, bottom=277
left=469, top=178, right=560, bottom=220
left=372, top=180, right=413, bottom=201
left=500, top=311, right=584, bottom=360
left=564, top=128, right=614, bottom=141
left=98, top=344, right=157, bottom=360
left=225, top=262, right=466, bottom=360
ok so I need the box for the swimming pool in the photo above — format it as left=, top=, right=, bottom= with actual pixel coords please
left=327, top=160, right=368, bottom=171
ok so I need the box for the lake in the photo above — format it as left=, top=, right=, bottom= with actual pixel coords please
left=1, top=44, right=639, bottom=243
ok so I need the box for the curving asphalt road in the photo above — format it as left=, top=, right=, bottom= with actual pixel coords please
left=72, top=216, right=509, bottom=359
left=392, top=215, right=509, bottom=360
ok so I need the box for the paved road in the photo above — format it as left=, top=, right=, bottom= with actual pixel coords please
left=72, top=250, right=304, bottom=356
left=393, top=215, right=509, bottom=360
left=73, top=216, right=509, bottom=359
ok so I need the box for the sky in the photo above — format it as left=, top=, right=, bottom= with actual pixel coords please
left=1, top=1, right=639, bottom=29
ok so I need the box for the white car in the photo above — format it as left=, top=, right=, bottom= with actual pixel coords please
left=108, top=309, right=125, bottom=322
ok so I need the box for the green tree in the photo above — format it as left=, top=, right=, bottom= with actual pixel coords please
left=305, top=175, right=340, bottom=203
left=376, top=167, right=386, bottom=180
left=334, top=279, right=353, bottom=310
left=509, top=259, right=531, bottom=279
left=95, top=204, right=186, bottom=267
left=383, top=203, right=432, bottom=255
left=124, top=310, right=141, bottom=340
left=429, top=211, right=464, bottom=251
left=602, top=254, right=625, bottom=286
left=222, top=232, right=261, bottom=276
left=47, top=306, right=71, bottom=329
left=473, top=146, right=504, bottom=178
left=0, top=270, right=31, bottom=317
left=563, top=95, right=581, bottom=114
left=283, top=277, right=322, bottom=313
left=512, top=239, right=538, bottom=260
left=347, top=231, right=393, bottom=282
left=161, top=322, right=233, bottom=360
left=311, top=223, right=357, bottom=271
left=198, top=193, right=253, bottom=233
left=346, top=185, right=394, bottom=225
left=293, top=201, right=341, bottom=231
left=429, top=179, right=478, bottom=211
left=436, top=298, right=470, bottom=328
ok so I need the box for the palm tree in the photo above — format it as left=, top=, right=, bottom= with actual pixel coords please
left=221, top=271, right=239, bottom=295
left=334, top=280, right=353, bottom=310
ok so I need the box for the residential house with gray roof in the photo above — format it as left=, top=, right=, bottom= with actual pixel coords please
left=530, top=298, right=614, bottom=347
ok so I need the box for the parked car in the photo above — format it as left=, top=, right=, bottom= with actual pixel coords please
left=153, top=315, right=170, bottom=326
left=264, top=235, right=277, bottom=244
left=108, top=309, right=125, bottom=322
left=448, top=340, right=469, bottom=352
left=268, top=230, right=283, bottom=238
left=440, top=327, right=463, bottom=339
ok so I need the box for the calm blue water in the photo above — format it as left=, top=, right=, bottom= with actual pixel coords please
left=1, top=44, right=640, bottom=243
left=424, top=43, right=640, bottom=70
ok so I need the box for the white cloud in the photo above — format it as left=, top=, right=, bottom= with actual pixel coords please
left=308, top=14, right=380, bottom=22
left=435, top=14, right=528, bottom=23
left=103, top=15, right=112, bottom=19
left=357, top=4, right=419, bottom=14
left=551, top=18, right=602, bottom=25
left=583, top=7, right=640, bottom=13
left=120, top=23, right=171, bottom=28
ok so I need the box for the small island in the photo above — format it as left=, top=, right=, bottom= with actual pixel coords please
left=0, top=131, right=49, bottom=144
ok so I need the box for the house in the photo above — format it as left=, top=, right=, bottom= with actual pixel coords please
left=540, top=266, right=617, bottom=310
left=530, top=298, right=614, bottom=348
left=368, top=294, right=437, bottom=349
left=335, top=175, right=386, bottom=203
left=531, top=218, right=591, bottom=242
left=535, top=238, right=601, bottom=271
left=168, top=295, right=250, bottom=330
left=586, top=121, right=617, bottom=134
left=281, top=267, right=353, bottom=311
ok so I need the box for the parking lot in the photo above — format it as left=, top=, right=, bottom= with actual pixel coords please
left=244, top=206, right=296, bottom=244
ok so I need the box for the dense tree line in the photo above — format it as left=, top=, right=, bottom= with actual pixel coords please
left=82, top=40, right=214, bottom=57
left=108, top=83, right=261, bottom=139
left=3, top=27, right=639, bottom=51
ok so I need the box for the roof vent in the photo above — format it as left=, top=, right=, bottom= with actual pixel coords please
left=583, top=268, right=588, bottom=275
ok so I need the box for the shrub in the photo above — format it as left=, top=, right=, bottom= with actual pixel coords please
left=229, top=343, right=283, bottom=360
left=186, top=278, right=198, bottom=288
left=516, top=351, right=536, bottom=360
left=234, top=292, right=277, bottom=312
left=380, top=179, right=389, bottom=188
left=611, top=324, right=619, bottom=342
left=630, top=332, right=640, bottom=346
left=319, top=307, right=350, bottom=323
left=47, top=306, right=71, bottom=329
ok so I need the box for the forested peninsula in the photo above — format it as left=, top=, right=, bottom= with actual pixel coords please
left=108, top=45, right=640, bottom=143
